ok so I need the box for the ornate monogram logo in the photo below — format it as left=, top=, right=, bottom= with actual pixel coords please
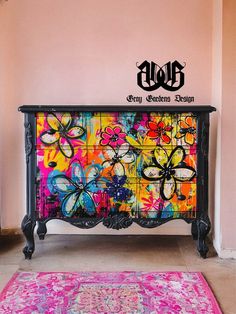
left=137, top=60, right=185, bottom=91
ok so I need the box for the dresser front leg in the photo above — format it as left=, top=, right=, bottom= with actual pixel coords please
left=37, top=221, right=47, bottom=240
left=21, top=215, right=36, bottom=259
left=191, top=220, right=198, bottom=240
left=196, top=214, right=211, bottom=258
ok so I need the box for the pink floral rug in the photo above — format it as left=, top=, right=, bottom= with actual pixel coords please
left=0, top=271, right=222, bottom=313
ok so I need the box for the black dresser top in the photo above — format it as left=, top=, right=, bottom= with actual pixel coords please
left=19, top=105, right=216, bottom=113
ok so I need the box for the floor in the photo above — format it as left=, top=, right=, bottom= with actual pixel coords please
left=0, top=234, right=235, bottom=314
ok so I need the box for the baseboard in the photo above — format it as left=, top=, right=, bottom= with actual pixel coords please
left=217, top=248, right=236, bottom=259
left=0, top=228, right=21, bottom=236
left=213, top=239, right=236, bottom=259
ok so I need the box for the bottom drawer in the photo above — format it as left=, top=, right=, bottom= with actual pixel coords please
left=36, top=176, right=197, bottom=220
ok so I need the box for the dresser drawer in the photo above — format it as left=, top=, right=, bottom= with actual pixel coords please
left=36, top=112, right=198, bottom=150
left=36, top=177, right=196, bottom=220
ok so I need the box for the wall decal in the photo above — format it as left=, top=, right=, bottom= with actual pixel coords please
left=137, top=60, right=185, bottom=92
left=126, top=60, right=195, bottom=104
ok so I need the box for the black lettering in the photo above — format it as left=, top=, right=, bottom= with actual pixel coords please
left=137, top=61, right=161, bottom=91
left=175, top=95, right=195, bottom=103
left=137, top=60, right=185, bottom=92
left=146, top=95, right=153, bottom=102
left=126, top=95, right=133, bottom=102
left=126, top=95, right=142, bottom=103
left=175, top=94, right=182, bottom=102
left=145, top=95, right=171, bottom=102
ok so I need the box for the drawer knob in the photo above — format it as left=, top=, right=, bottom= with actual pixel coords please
left=178, top=161, right=186, bottom=167
left=48, top=161, right=57, bottom=168
left=47, top=129, right=57, bottom=135
left=178, top=194, right=186, bottom=201
left=46, top=195, right=57, bottom=202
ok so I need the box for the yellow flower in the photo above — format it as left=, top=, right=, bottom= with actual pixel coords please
left=142, top=146, right=196, bottom=200
left=40, top=113, right=85, bottom=158
left=126, top=133, right=156, bottom=162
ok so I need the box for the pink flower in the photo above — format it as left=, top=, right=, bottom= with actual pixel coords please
left=93, top=191, right=110, bottom=217
left=141, top=192, right=164, bottom=211
left=100, top=126, right=126, bottom=147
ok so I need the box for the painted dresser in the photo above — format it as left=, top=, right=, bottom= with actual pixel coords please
left=19, top=105, right=216, bottom=259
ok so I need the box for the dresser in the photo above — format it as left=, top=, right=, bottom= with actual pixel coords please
left=19, top=105, right=216, bottom=259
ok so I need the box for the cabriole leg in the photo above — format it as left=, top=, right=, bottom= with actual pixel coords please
left=37, top=221, right=47, bottom=240
left=191, top=220, right=198, bottom=240
left=21, top=215, right=36, bottom=259
left=196, top=214, right=211, bottom=258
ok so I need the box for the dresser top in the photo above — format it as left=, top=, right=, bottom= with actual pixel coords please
left=18, top=105, right=216, bottom=113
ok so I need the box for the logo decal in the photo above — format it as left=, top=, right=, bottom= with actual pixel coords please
left=137, top=60, right=185, bottom=91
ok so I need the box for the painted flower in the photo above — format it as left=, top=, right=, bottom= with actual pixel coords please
left=100, top=126, right=126, bottom=148
left=142, top=145, right=196, bottom=200
left=103, top=143, right=135, bottom=176
left=141, top=193, right=165, bottom=218
left=40, top=113, right=85, bottom=158
left=175, top=116, right=196, bottom=145
left=93, top=191, right=110, bottom=216
left=49, top=163, right=103, bottom=217
left=126, top=133, right=156, bottom=162
left=105, top=175, right=132, bottom=202
left=146, top=120, right=173, bottom=143
left=141, top=192, right=164, bottom=211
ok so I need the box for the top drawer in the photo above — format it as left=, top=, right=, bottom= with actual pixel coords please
left=36, top=111, right=198, bottom=157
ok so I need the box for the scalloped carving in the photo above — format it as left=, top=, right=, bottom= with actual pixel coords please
left=135, top=217, right=194, bottom=229
left=103, top=214, right=133, bottom=230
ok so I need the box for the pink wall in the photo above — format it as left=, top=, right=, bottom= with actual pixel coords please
left=1, top=1, right=225, bottom=239
left=220, top=0, right=236, bottom=251
left=1, top=0, right=213, bottom=104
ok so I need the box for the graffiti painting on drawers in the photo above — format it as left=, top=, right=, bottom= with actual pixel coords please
left=36, top=112, right=197, bottom=220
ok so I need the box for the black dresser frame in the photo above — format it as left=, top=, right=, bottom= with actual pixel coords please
left=19, top=105, right=216, bottom=259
